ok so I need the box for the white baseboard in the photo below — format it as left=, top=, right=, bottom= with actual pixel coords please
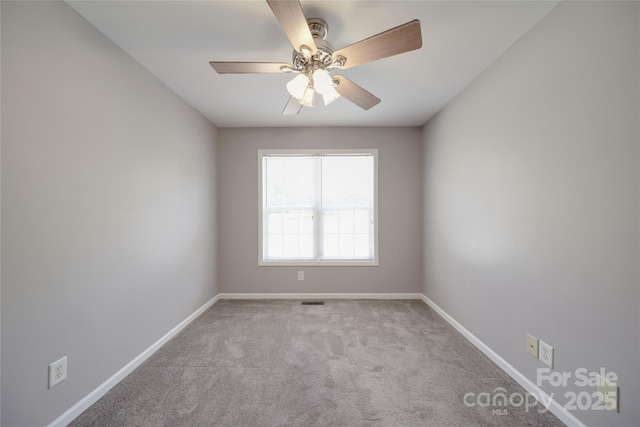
left=48, top=294, right=220, bottom=427
left=420, top=294, right=585, bottom=427
left=218, top=292, right=424, bottom=300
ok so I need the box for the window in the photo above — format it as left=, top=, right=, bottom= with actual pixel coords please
left=259, top=149, right=378, bottom=266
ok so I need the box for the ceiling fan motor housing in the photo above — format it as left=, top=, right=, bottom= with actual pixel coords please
left=307, top=18, right=328, bottom=39
left=292, top=18, right=335, bottom=72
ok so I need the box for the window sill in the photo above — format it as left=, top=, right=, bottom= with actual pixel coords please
left=259, top=260, right=378, bottom=267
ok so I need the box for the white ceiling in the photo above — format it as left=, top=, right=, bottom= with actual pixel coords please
left=67, top=1, right=559, bottom=128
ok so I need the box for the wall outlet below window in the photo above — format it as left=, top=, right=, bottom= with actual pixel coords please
left=297, top=271, right=304, bottom=280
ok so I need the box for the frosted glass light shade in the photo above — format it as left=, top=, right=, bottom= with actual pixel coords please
left=321, top=88, right=340, bottom=106
left=312, top=69, right=340, bottom=105
left=312, top=69, right=332, bottom=93
left=300, top=85, right=315, bottom=107
left=286, top=74, right=310, bottom=100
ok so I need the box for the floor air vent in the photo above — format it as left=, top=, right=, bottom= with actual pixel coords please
left=301, top=301, right=325, bottom=305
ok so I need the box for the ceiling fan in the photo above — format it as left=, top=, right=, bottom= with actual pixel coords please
left=209, top=0, right=422, bottom=115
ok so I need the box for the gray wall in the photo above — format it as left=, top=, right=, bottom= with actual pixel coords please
left=1, top=2, right=218, bottom=426
left=422, top=2, right=639, bottom=426
left=218, top=127, right=423, bottom=294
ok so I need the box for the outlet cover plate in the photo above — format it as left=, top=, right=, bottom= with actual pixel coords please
left=538, top=340, right=553, bottom=368
left=48, top=356, right=67, bottom=389
left=526, top=334, right=539, bottom=358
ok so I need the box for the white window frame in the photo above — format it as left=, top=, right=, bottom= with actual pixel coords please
left=258, top=148, right=379, bottom=267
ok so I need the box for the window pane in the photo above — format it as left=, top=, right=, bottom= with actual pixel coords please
left=339, top=210, right=354, bottom=233
left=323, top=211, right=338, bottom=233
left=268, top=234, right=283, bottom=258
left=322, top=156, right=373, bottom=208
left=283, top=235, right=298, bottom=258
left=323, top=234, right=339, bottom=258
left=322, top=208, right=372, bottom=259
left=265, top=209, right=314, bottom=259
left=299, top=211, right=314, bottom=234
left=265, top=157, right=315, bottom=207
left=354, top=234, right=370, bottom=257
left=299, top=235, right=314, bottom=257
left=268, top=212, right=283, bottom=234
left=354, top=210, right=370, bottom=234
left=282, top=212, right=299, bottom=234
left=339, top=235, right=354, bottom=257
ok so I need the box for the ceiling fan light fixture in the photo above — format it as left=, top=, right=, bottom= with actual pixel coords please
left=321, top=89, right=340, bottom=106
left=312, top=69, right=340, bottom=105
left=286, top=74, right=309, bottom=99
left=312, top=69, right=332, bottom=94
left=210, top=0, right=422, bottom=116
left=299, top=85, right=315, bottom=107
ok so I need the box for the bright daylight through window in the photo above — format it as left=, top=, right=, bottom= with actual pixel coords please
left=259, top=149, right=378, bottom=266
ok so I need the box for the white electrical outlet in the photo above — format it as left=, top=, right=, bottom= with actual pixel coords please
left=48, top=356, right=67, bottom=389
left=538, top=341, right=553, bottom=368
left=526, top=334, right=539, bottom=358
left=297, top=271, right=304, bottom=281
left=596, top=374, right=619, bottom=411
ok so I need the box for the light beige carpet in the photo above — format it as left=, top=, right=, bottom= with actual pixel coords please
left=70, top=299, right=564, bottom=426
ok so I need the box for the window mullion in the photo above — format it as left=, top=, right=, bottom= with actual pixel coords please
left=314, top=155, right=323, bottom=261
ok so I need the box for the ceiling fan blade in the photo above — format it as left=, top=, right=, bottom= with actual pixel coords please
left=209, top=62, right=291, bottom=74
left=333, top=75, right=381, bottom=110
left=332, top=19, right=422, bottom=70
left=282, top=96, right=303, bottom=115
left=266, top=0, right=317, bottom=54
